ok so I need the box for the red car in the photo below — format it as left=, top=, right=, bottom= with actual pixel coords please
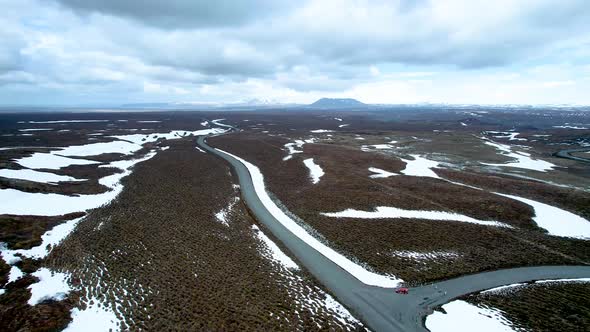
left=395, top=287, right=409, bottom=295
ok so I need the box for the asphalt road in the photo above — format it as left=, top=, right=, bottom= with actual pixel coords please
left=197, top=135, right=590, bottom=332
left=554, top=147, right=590, bottom=163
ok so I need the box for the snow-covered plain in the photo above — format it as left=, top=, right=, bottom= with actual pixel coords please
left=303, top=158, right=324, bottom=184
left=482, top=140, right=555, bottom=172
left=426, top=300, right=515, bottom=332
left=498, top=194, right=590, bottom=239
left=0, top=168, right=85, bottom=183
left=321, top=207, right=510, bottom=228
left=215, top=148, right=403, bottom=288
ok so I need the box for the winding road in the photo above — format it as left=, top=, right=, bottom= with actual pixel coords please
left=197, top=135, right=590, bottom=332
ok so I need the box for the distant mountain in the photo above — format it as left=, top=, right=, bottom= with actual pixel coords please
left=309, top=98, right=367, bottom=109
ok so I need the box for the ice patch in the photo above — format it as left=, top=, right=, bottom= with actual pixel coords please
left=28, top=268, right=72, bottom=305
left=426, top=300, right=515, bottom=332
left=252, top=224, right=299, bottom=270
left=303, top=158, right=324, bottom=184
left=321, top=207, right=510, bottom=227
left=215, top=148, right=403, bottom=288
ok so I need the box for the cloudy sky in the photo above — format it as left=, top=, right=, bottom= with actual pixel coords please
left=1, top=0, right=589, bottom=106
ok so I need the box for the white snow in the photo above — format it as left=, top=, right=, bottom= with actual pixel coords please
left=460, top=122, right=468, bottom=126
left=338, top=124, right=349, bottom=128
left=535, top=278, right=590, bottom=284
left=334, top=118, right=343, bottom=121
left=310, top=129, right=334, bottom=133
left=8, top=265, right=24, bottom=283
left=0, top=152, right=157, bottom=216
left=200, top=121, right=209, bottom=126
left=400, top=155, right=441, bottom=178
left=16, top=153, right=99, bottom=170
left=497, top=193, right=590, bottom=239
left=361, top=144, right=394, bottom=151
left=0, top=169, right=85, bottom=183
left=27, top=120, right=108, bottom=124
left=391, top=250, right=459, bottom=261
left=112, top=128, right=224, bottom=145
left=137, top=120, right=161, bottom=123
left=215, top=148, right=403, bottom=288
left=252, top=224, right=299, bottom=270
left=321, top=207, right=510, bottom=228
left=480, top=283, right=527, bottom=294
left=1, top=217, right=84, bottom=263
left=195, top=146, right=206, bottom=153
left=215, top=196, right=239, bottom=226
left=283, top=140, right=306, bottom=161
left=64, top=298, right=120, bottom=332
left=482, top=140, right=555, bottom=172
left=426, top=300, right=515, bottom=332
left=19, top=128, right=53, bottom=132
left=553, top=125, right=588, bottom=130
left=368, top=167, right=398, bottom=178
left=28, top=268, right=72, bottom=305
left=211, top=118, right=233, bottom=128
left=303, top=158, right=324, bottom=184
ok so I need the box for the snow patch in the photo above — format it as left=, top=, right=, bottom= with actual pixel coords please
left=303, top=158, right=324, bottom=184
left=28, top=268, right=72, bottom=305
left=310, top=129, right=333, bottom=133
left=400, top=155, right=441, bottom=178
left=0, top=169, right=86, bottom=183
left=426, top=300, right=515, bottom=332
left=482, top=140, right=555, bottom=172
left=64, top=298, right=120, bottom=332
left=368, top=167, right=398, bottom=178
left=321, top=207, right=510, bottom=228
left=498, top=193, right=590, bottom=239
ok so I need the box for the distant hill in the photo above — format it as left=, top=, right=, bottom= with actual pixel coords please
left=309, top=98, right=367, bottom=109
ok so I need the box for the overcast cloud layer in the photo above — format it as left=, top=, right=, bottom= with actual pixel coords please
left=1, top=0, right=590, bottom=106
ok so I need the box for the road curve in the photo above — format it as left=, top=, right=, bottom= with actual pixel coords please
left=197, top=135, right=590, bottom=332
left=554, top=147, right=590, bottom=163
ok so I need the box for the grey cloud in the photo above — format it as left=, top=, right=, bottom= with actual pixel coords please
left=54, top=0, right=292, bottom=29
